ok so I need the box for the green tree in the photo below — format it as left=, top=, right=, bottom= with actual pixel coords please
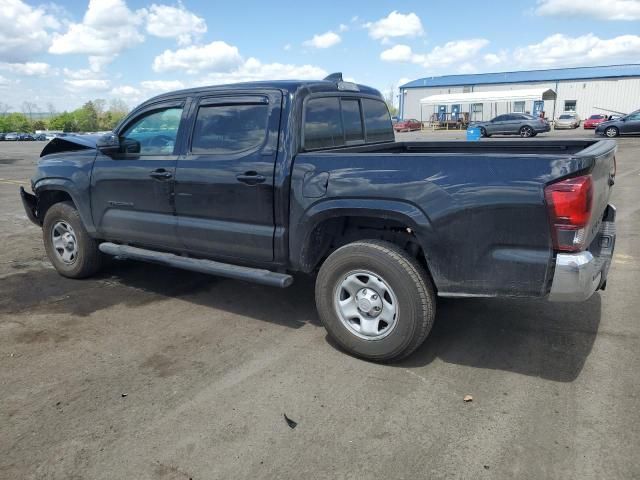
left=1, top=112, right=31, bottom=132
left=32, top=119, right=47, bottom=131
left=48, top=112, right=77, bottom=132
left=75, top=101, right=99, bottom=132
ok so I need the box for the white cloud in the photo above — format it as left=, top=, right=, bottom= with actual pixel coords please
left=195, top=57, right=327, bottom=85
left=303, top=31, right=341, bottom=49
left=283, top=43, right=292, bottom=51
left=483, top=53, right=503, bottom=66
left=0, top=62, right=52, bottom=76
left=365, top=11, right=424, bottom=41
left=0, top=0, right=60, bottom=62
left=513, top=33, right=640, bottom=68
left=111, top=85, right=141, bottom=97
left=535, top=0, right=640, bottom=20
left=145, top=2, right=207, bottom=46
left=140, top=80, right=185, bottom=91
left=0, top=74, right=11, bottom=87
left=88, top=55, right=114, bottom=73
left=338, top=23, right=349, bottom=32
left=380, top=44, right=415, bottom=62
left=152, top=41, right=243, bottom=74
left=64, top=78, right=111, bottom=91
left=420, top=39, right=489, bottom=67
left=381, top=39, right=490, bottom=68
left=49, top=0, right=145, bottom=57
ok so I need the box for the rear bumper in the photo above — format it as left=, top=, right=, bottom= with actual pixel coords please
left=20, top=186, right=40, bottom=226
left=548, top=204, right=616, bottom=302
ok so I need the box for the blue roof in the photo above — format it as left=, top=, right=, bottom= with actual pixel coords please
left=400, top=64, right=640, bottom=89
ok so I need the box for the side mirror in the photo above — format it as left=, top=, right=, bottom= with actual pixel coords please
left=96, top=133, right=120, bottom=156
left=97, top=133, right=141, bottom=156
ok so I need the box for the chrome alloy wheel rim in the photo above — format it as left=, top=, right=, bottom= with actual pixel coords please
left=334, top=270, right=398, bottom=340
left=521, top=126, right=533, bottom=137
left=51, top=221, right=78, bottom=264
left=605, top=127, right=617, bottom=137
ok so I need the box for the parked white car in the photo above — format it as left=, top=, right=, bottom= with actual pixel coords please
left=554, top=113, right=581, bottom=129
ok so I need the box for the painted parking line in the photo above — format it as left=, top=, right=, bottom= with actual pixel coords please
left=0, top=178, right=29, bottom=186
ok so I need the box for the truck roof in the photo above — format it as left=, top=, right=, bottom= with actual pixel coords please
left=146, top=79, right=383, bottom=104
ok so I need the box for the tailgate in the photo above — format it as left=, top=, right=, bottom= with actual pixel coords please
left=576, top=139, right=616, bottom=246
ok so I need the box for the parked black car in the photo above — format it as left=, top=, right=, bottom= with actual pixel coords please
left=34, top=133, right=47, bottom=141
left=471, top=113, right=550, bottom=137
left=595, top=110, right=640, bottom=137
left=20, top=75, right=616, bottom=361
left=0, top=133, right=5, bottom=141
left=19, top=133, right=35, bottom=141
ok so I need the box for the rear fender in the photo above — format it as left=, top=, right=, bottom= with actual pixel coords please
left=291, top=198, right=441, bottom=282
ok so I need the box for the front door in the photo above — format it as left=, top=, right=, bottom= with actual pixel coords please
left=174, top=91, right=282, bottom=263
left=91, top=101, right=186, bottom=249
left=621, top=112, right=640, bottom=134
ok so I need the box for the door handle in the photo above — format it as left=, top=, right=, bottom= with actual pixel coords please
left=149, top=169, right=173, bottom=180
left=236, top=171, right=266, bottom=185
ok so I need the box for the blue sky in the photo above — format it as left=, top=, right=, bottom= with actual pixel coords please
left=1, top=0, right=639, bottom=111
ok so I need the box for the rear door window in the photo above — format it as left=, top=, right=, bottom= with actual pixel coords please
left=304, top=97, right=344, bottom=150
left=362, top=98, right=394, bottom=143
left=191, top=102, right=269, bottom=154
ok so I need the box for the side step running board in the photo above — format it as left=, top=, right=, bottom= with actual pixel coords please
left=98, top=243, right=293, bottom=288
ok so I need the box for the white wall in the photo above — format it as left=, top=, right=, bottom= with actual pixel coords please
left=401, top=77, right=640, bottom=121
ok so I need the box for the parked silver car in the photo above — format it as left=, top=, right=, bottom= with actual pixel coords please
left=554, top=113, right=581, bottom=129
left=472, top=113, right=551, bottom=138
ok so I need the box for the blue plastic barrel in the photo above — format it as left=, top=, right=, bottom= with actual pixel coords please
left=466, top=127, right=481, bottom=141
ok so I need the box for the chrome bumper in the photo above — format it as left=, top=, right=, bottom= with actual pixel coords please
left=548, top=205, right=616, bottom=302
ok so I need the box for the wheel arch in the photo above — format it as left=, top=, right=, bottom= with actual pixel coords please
left=291, top=199, right=440, bottom=288
left=34, top=180, right=96, bottom=234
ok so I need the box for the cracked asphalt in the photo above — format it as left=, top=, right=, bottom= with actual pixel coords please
left=1, top=130, right=639, bottom=479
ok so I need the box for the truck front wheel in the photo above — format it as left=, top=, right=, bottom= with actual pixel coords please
left=315, top=240, right=436, bottom=362
left=42, top=201, right=102, bottom=279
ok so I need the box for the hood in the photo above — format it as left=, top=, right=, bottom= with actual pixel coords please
left=40, top=134, right=102, bottom=157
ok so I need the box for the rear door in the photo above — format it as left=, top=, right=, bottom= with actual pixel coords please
left=174, top=91, right=282, bottom=262
left=91, top=100, right=187, bottom=249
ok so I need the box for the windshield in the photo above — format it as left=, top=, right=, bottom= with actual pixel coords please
left=559, top=115, right=574, bottom=119
left=589, top=115, right=604, bottom=119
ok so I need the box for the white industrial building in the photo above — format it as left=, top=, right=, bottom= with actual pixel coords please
left=399, top=64, right=640, bottom=123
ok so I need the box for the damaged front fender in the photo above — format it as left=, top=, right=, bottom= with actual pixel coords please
left=40, top=134, right=101, bottom=157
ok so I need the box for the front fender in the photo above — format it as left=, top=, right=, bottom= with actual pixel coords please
left=33, top=179, right=96, bottom=234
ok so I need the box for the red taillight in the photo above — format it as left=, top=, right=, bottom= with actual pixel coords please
left=544, top=175, right=593, bottom=252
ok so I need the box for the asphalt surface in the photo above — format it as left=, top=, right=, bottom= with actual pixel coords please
left=1, top=130, right=639, bottom=479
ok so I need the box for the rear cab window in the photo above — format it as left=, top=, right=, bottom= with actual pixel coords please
left=303, top=96, right=393, bottom=150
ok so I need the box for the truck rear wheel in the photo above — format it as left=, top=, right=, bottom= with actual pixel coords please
left=42, top=201, right=102, bottom=278
left=315, top=240, right=435, bottom=362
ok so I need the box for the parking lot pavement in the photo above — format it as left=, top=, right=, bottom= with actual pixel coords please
left=1, top=134, right=639, bottom=479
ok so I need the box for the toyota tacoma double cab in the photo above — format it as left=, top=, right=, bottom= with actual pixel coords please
left=20, top=73, right=617, bottom=361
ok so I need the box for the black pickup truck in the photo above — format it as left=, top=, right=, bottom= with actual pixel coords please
left=20, top=74, right=617, bottom=361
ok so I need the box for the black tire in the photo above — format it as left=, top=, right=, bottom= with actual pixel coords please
left=519, top=125, right=534, bottom=137
left=604, top=126, right=619, bottom=138
left=315, top=240, right=436, bottom=362
left=480, top=127, right=488, bottom=137
left=42, top=201, right=102, bottom=278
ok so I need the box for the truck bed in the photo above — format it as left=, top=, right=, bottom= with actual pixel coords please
left=313, top=139, right=609, bottom=156
left=291, top=139, right=616, bottom=298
